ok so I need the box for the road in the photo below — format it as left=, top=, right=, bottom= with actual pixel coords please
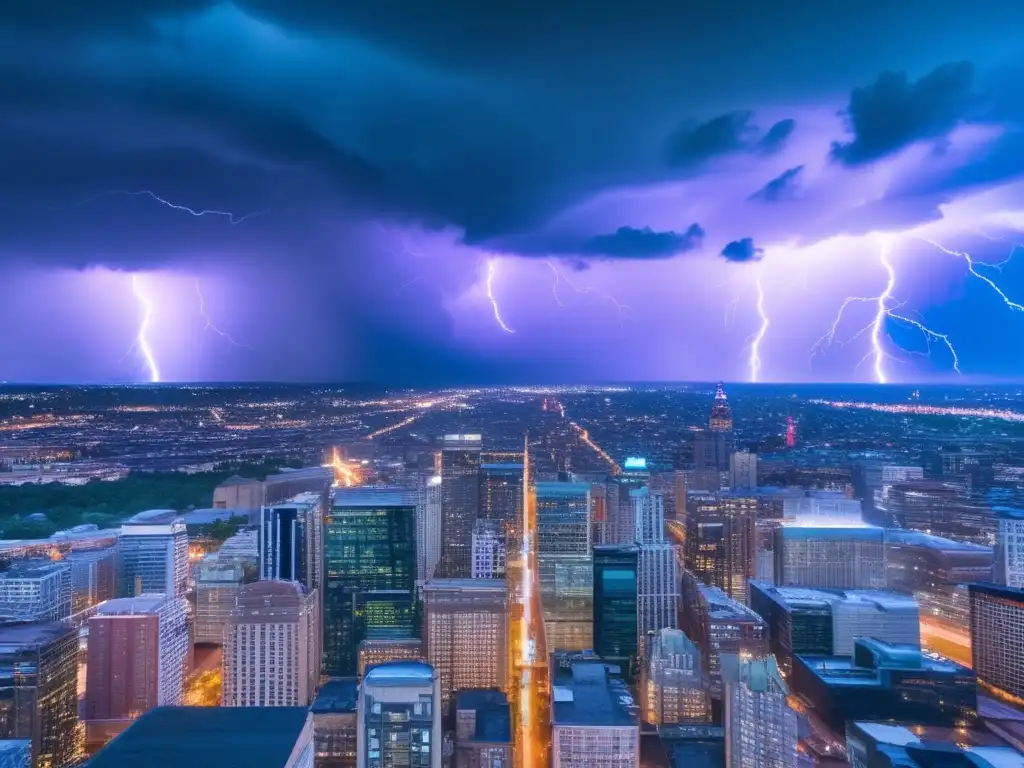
left=920, top=618, right=972, bottom=668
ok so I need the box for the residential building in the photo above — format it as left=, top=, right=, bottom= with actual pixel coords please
left=356, top=662, right=442, bottom=768
left=194, top=555, right=245, bottom=645
left=0, top=622, right=80, bottom=768
left=969, top=582, right=1024, bottom=705
left=224, top=581, right=319, bottom=707
left=773, top=524, right=886, bottom=590
left=454, top=689, right=512, bottom=768
left=641, top=629, right=710, bottom=725
left=438, top=435, right=482, bottom=578
left=311, top=678, right=358, bottom=768
left=0, top=559, right=71, bottom=623
left=118, top=515, right=188, bottom=597
left=593, top=545, right=639, bottom=677
left=722, top=655, right=798, bottom=768
left=324, top=487, right=417, bottom=676
left=422, top=579, right=507, bottom=712
left=260, top=492, right=323, bottom=590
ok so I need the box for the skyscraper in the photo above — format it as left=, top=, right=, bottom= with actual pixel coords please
left=535, top=482, right=594, bottom=651
left=684, top=493, right=756, bottom=603
left=325, top=488, right=417, bottom=676
left=773, top=525, right=886, bottom=590
left=709, top=382, right=733, bottom=433
left=722, top=655, right=798, bottom=768
left=416, top=476, right=443, bottom=583
left=632, top=487, right=664, bottom=545
left=641, top=629, right=710, bottom=725
left=593, top=545, right=639, bottom=677
left=439, top=435, right=483, bottom=578
left=0, top=622, right=80, bottom=768
left=637, top=542, right=678, bottom=640
left=422, top=579, right=507, bottom=712
left=969, top=582, right=1024, bottom=705
left=194, top=554, right=245, bottom=645
left=224, top=580, right=319, bottom=707
left=729, top=451, right=757, bottom=492
left=65, top=545, right=117, bottom=617
left=118, top=515, right=188, bottom=597
left=356, top=662, right=442, bottom=768
left=260, top=492, right=323, bottom=590
left=480, top=462, right=524, bottom=548
left=0, top=560, right=71, bottom=623
left=471, top=519, right=507, bottom=579
left=996, top=507, right=1024, bottom=588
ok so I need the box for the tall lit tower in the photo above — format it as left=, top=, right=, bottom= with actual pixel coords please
left=709, top=382, right=733, bottom=433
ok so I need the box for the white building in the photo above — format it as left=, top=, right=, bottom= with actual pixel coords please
left=632, top=487, right=665, bottom=545
left=996, top=507, right=1024, bottom=588
left=782, top=492, right=863, bottom=525
left=774, top=525, right=885, bottom=590
left=723, top=655, right=798, bottom=768
left=642, top=629, right=710, bottom=725
left=0, top=559, right=71, bottom=623
left=729, top=452, right=758, bottom=492
left=417, top=476, right=443, bottom=582
left=637, top=543, right=679, bottom=639
left=224, top=581, right=319, bottom=707
left=357, top=662, right=442, bottom=768
left=470, top=519, right=506, bottom=579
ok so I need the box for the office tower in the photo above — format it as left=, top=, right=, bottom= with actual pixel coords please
left=0, top=622, right=80, bottom=768
left=356, top=662, right=442, bottom=768
left=439, top=434, right=483, bottom=578
left=885, top=480, right=994, bottom=545
left=684, top=493, right=756, bottom=602
left=791, top=637, right=977, bottom=732
left=65, top=545, right=117, bottom=617
left=749, top=582, right=920, bottom=675
left=535, top=482, right=594, bottom=651
left=774, top=525, right=886, bottom=590
left=311, top=678, right=359, bottom=768
left=118, top=516, right=188, bottom=597
left=224, top=581, right=319, bottom=707
left=722, top=655, right=798, bottom=768
left=605, top=480, right=637, bottom=545
left=454, top=690, right=512, bottom=768
left=0, top=560, right=71, bottom=623
left=85, top=596, right=190, bottom=740
left=422, top=579, right=507, bottom=711
left=729, top=451, right=757, bottom=491
left=641, top=629, right=710, bottom=725
left=886, top=530, right=993, bottom=627
left=632, top=487, right=664, bottom=545
left=358, top=638, right=424, bottom=677
left=845, top=721, right=1023, bottom=768
left=550, top=655, right=639, bottom=768
left=85, top=707, right=314, bottom=768
left=416, top=476, right=443, bottom=582
left=680, top=572, right=768, bottom=696
left=782, top=491, right=863, bottom=525
left=996, top=507, right=1024, bottom=587
left=480, top=462, right=524, bottom=551
left=260, top=492, right=323, bottom=590
left=637, top=543, right=678, bottom=640
left=593, top=545, right=639, bottom=676
left=709, top=381, right=733, bottom=432
left=969, top=582, right=1024, bottom=704
left=941, top=450, right=995, bottom=493
left=325, top=487, right=417, bottom=676
left=471, top=519, right=506, bottom=579
left=194, top=554, right=245, bottom=644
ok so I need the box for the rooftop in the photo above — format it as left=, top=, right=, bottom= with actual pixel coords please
left=126, top=509, right=179, bottom=523
left=85, top=706, right=310, bottom=768
left=850, top=722, right=1024, bottom=767
left=886, top=529, right=993, bottom=552
left=535, top=481, right=591, bottom=497
left=363, top=661, right=435, bottom=686
left=797, top=639, right=972, bottom=688
left=0, top=558, right=68, bottom=579
left=311, top=678, right=358, bottom=714
left=456, top=689, right=512, bottom=744
left=697, top=583, right=765, bottom=622
left=332, top=486, right=417, bottom=508
left=750, top=582, right=918, bottom=611
left=552, top=659, right=638, bottom=728
left=0, top=621, right=76, bottom=648
left=95, top=594, right=173, bottom=616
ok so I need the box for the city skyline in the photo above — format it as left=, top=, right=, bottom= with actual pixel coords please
left=2, top=4, right=1024, bottom=384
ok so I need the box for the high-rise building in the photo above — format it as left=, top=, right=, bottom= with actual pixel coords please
left=885, top=480, right=994, bottom=545
left=632, top=487, right=664, bottom=545
left=194, top=554, right=245, bottom=645
left=118, top=515, right=188, bottom=597
left=416, top=476, right=443, bottom=583
left=774, top=525, right=886, bottom=590
left=480, top=462, right=524, bottom=548
left=593, top=545, right=639, bottom=677
left=356, top=662, right=442, bottom=768
left=325, top=487, right=417, bottom=676
left=641, top=629, right=710, bottom=725
left=0, top=622, right=80, bottom=768
left=679, top=573, right=768, bottom=697
left=684, top=493, right=756, bottom=602
left=260, top=492, right=323, bottom=590
left=996, top=507, right=1024, bottom=588
left=729, top=452, right=757, bottom=492
left=311, top=678, right=359, bottom=768
left=969, top=582, right=1024, bottom=705
left=439, top=435, right=482, bottom=578
left=471, top=519, right=506, bottom=579
left=358, top=638, right=424, bottom=677
left=709, top=382, right=733, bottom=433
left=550, top=654, right=639, bottom=768
left=782, top=492, right=863, bottom=525
left=224, top=580, right=319, bottom=707
left=535, top=482, right=593, bottom=651
left=454, top=689, right=512, bottom=768
left=85, top=595, right=191, bottom=741
left=722, top=655, right=798, bottom=768
left=749, top=582, right=920, bottom=675
left=422, top=579, right=507, bottom=711
left=65, top=545, right=117, bottom=617
left=941, top=450, right=995, bottom=493
left=0, top=560, right=71, bottom=623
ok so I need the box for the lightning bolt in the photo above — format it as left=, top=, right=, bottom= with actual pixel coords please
left=918, top=237, right=1024, bottom=312
left=543, top=260, right=631, bottom=323
left=746, top=273, right=769, bottom=382
left=131, top=275, right=160, bottom=383
left=59, top=190, right=269, bottom=224
left=195, top=280, right=253, bottom=349
left=811, top=235, right=960, bottom=383
left=486, top=260, right=515, bottom=333
left=396, top=276, right=425, bottom=295
left=544, top=261, right=566, bottom=307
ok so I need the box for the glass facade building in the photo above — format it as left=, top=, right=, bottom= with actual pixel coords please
left=260, top=492, right=323, bottom=590
left=356, top=662, right=441, bottom=768
left=593, top=545, right=639, bottom=677
left=325, top=488, right=417, bottom=677
left=773, top=525, right=886, bottom=591
left=684, top=493, right=756, bottom=603
left=117, top=519, right=188, bottom=598
left=438, top=435, right=482, bottom=578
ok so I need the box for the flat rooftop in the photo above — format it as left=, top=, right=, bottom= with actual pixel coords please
left=95, top=595, right=171, bottom=615
left=751, top=583, right=918, bottom=611
left=311, top=678, right=358, bottom=714
left=552, top=660, right=638, bottom=728
left=698, top=584, right=765, bottom=623
left=0, top=621, right=76, bottom=648
left=85, top=706, right=310, bottom=768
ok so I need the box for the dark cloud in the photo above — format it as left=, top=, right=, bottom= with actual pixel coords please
left=749, top=166, right=804, bottom=203
left=831, top=61, right=978, bottom=166
left=720, top=238, right=763, bottom=263
left=757, top=119, right=796, bottom=155
left=666, top=112, right=757, bottom=168
left=581, top=224, right=705, bottom=259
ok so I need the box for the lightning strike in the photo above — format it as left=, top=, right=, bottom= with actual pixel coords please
left=196, top=281, right=253, bottom=349
left=131, top=275, right=160, bottom=383
left=544, top=261, right=566, bottom=307
left=69, top=190, right=268, bottom=224
left=485, top=260, right=515, bottom=333
left=869, top=242, right=898, bottom=383
left=544, top=260, right=631, bottom=320
left=396, top=276, right=425, bottom=295
left=746, top=274, right=769, bottom=382
left=919, top=238, right=1024, bottom=312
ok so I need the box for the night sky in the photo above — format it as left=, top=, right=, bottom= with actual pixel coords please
left=3, top=2, right=1024, bottom=384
